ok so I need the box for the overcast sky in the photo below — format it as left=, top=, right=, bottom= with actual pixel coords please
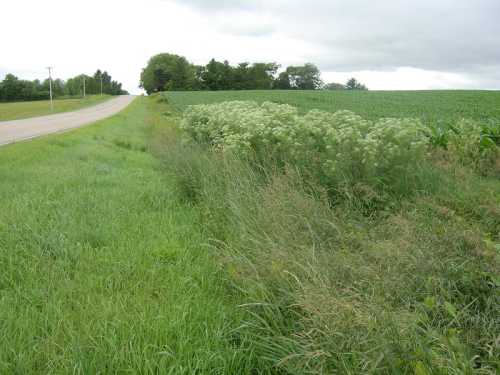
left=1, top=0, right=499, bottom=93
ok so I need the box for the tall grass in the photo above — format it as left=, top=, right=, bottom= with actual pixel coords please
left=155, top=98, right=500, bottom=374
left=0, top=98, right=263, bottom=373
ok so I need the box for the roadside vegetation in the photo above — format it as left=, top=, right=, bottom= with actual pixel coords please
left=155, top=90, right=499, bottom=373
left=0, top=95, right=112, bottom=121
left=0, top=98, right=259, bottom=373
left=1, top=90, right=498, bottom=373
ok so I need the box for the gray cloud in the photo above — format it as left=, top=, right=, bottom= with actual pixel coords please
left=174, top=0, right=500, bottom=83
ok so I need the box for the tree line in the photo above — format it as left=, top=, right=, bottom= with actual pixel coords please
left=0, top=70, right=128, bottom=102
left=140, top=53, right=368, bottom=94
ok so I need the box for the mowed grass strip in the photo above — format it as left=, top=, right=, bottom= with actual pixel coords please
left=0, top=98, right=256, bottom=373
left=0, top=95, right=112, bottom=121
left=164, top=89, right=500, bottom=126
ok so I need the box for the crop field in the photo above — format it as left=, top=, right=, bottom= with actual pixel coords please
left=1, top=91, right=499, bottom=374
left=0, top=95, right=111, bottom=121
left=164, top=89, right=500, bottom=126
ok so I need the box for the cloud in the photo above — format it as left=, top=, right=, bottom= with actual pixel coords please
left=1, top=0, right=499, bottom=91
left=170, top=0, right=273, bottom=37
left=323, top=68, right=480, bottom=90
left=175, top=0, right=500, bottom=82
left=216, top=11, right=275, bottom=37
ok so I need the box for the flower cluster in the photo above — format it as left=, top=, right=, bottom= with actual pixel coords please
left=181, top=101, right=429, bottom=189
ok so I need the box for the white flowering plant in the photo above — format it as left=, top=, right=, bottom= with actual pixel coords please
left=180, top=101, right=430, bottom=194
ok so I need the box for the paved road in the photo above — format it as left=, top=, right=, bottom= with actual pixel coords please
left=0, top=95, right=136, bottom=146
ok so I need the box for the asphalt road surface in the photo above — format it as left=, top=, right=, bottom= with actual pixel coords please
left=0, top=95, right=136, bottom=146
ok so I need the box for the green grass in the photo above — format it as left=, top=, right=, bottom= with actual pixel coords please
left=1, top=91, right=498, bottom=373
left=0, top=97, right=258, bottom=373
left=156, top=91, right=500, bottom=373
left=0, top=95, right=112, bottom=121
left=164, top=90, right=500, bottom=126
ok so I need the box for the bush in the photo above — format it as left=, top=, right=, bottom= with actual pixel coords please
left=180, top=101, right=430, bottom=203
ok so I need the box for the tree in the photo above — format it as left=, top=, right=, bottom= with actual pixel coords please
left=202, top=61, right=278, bottom=90
left=324, top=82, right=345, bottom=90
left=274, top=71, right=291, bottom=89
left=140, top=53, right=196, bottom=94
left=0, top=70, right=125, bottom=102
left=202, top=59, right=232, bottom=91
left=138, top=52, right=329, bottom=92
left=345, top=78, right=368, bottom=90
left=285, top=63, right=322, bottom=90
left=248, top=63, right=278, bottom=89
left=31, top=79, right=47, bottom=100
left=42, top=78, right=65, bottom=97
left=0, top=74, right=23, bottom=101
left=233, top=62, right=251, bottom=90
left=65, top=76, right=83, bottom=96
left=193, top=65, right=207, bottom=90
left=0, top=74, right=47, bottom=101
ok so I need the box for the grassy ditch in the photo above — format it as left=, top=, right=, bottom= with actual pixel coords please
left=0, top=97, right=259, bottom=373
left=155, top=95, right=500, bottom=374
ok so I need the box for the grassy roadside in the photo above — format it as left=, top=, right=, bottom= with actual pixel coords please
left=156, top=95, right=500, bottom=374
left=0, top=95, right=112, bottom=121
left=0, top=98, right=258, bottom=373
left=1, top=93, right=498, bottom=373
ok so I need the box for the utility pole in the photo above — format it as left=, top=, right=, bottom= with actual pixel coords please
left=83, top=75, right=86, bottom=98
left=46, top=67, right=53, bottom=110
left=100, top=74, right=103, bottom=96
